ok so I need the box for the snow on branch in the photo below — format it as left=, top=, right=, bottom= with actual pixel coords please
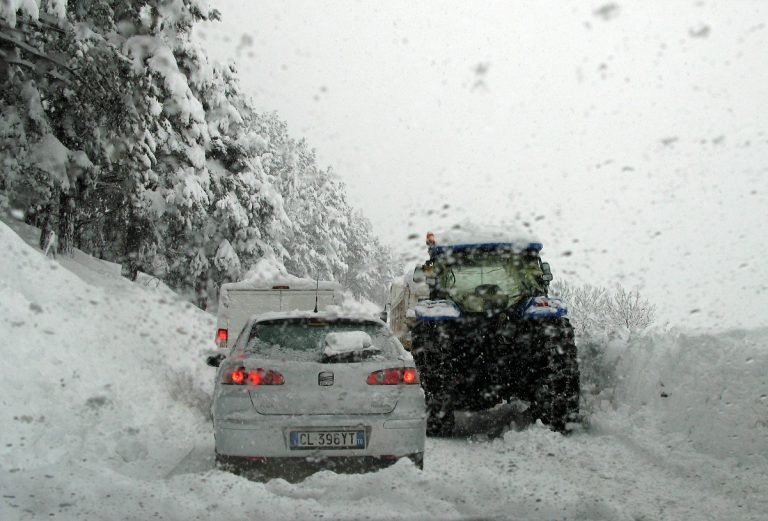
left=0, top=0, right=65, bottom=27
left=550, top=280, right=656, bottom=336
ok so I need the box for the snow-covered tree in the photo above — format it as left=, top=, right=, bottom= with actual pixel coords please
left=1, top=0, right=396, bottom=307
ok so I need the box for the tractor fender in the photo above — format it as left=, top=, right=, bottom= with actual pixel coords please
left=413, top=299, right=462, bottom=321
left=521, top=296, right=568, bottom=319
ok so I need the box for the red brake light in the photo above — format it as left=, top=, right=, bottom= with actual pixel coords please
left=367, top=367, right=420, bottom=385
left=215, top=328, right=228, bottom=348
left=230, top=369, right=245, bottom=384
left=248, top=371, right=262, bottom=385
left=223, top=367, right=284, bottom=385
left=403, top=368, right=418, bottom=384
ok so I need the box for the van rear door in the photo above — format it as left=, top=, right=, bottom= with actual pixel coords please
left=280, top=290, right=337, bottom=312
left=216, top=287, right=341, bottom=348
left=219, top=290, right=282, bottom=348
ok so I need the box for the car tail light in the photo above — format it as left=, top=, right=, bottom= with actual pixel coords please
left=402, top=368, right=418, bottom=384
left=367, top=367, right=420, bottom=385
left=215, top=328, right=228, bottom=348
left=229, top=369, right=245, bottom=384
left=247, top=368, right=284, bottom=386
left=222, top=367, right=284, bottom=385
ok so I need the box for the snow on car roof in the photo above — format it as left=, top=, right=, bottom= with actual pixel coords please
left=221, top=258, right=341, bottom=291
left=251, top=309, right=385, bottom=325
left=223, top=279, right=340, bottom=291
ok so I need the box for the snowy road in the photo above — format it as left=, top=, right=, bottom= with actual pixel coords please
left=2, top=219, right=768, bottom=521
left=429, top=413, right=768, bottom=521
left=147, top=405, right=768, bottom=521
left=5, top=417, right=768, bottom=521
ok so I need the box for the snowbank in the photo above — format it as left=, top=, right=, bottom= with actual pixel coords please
left=0, top=218, right=215, bottom=477
left=589, top=328, right=768, bottom=466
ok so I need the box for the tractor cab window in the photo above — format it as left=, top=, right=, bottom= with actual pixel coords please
left=432, top=248, right=548, bottom=311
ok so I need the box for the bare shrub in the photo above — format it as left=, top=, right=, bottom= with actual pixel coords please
left=550, top=280, right=655, bottom=336
left=550, top=280, right=657, bottom=411
left=606, top=284, right=656, bottom=332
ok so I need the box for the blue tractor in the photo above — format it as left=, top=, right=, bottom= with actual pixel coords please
left=410, top=234, right=580, bottom=435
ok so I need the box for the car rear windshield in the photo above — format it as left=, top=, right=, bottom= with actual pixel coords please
left=244, top=318, right=401, bottom=362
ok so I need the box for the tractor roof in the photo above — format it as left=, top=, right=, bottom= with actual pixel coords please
left=429, top=241, right=543, bottom=256
left=425, top=222, right=543, bottom=257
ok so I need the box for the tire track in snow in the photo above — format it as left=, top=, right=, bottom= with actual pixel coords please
left=426, top=424, right=768, bottom=521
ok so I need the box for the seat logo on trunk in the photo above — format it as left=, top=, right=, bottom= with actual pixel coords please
left=318, top=371, right=334, bottom=386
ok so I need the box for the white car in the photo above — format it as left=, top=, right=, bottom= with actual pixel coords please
left=207, top=311, right=426, bottom=477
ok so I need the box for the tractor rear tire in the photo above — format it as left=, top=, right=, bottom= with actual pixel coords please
left=528, top=318, right=580, bottom=433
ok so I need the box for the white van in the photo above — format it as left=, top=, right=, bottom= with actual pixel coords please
left=215, top=279, right=343, bottom=349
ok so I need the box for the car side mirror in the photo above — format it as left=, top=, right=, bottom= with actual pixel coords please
left=206, top=353, right=226, bottom=367
left=412, top=267, right=426, bottom=283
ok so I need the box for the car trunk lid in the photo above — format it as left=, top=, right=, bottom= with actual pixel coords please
left=247, top=360, right=403, bottom=415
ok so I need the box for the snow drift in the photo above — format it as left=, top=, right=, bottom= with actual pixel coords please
left=591, top=328, right=768, bottom=466
left=0, top=219, right=215, bottom=478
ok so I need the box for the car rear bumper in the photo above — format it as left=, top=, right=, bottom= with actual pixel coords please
left=215, top=451, right=423, bottom=479
left=214, top=415, right=426, bottom=459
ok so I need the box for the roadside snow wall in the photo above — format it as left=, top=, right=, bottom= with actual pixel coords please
left=0, top=219, right=215, bottom=476
left=590, top=328, right=768, bottom=465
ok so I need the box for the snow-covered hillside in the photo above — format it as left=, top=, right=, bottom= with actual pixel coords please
left=0, top=218, right=215, bottom=476
left=2, top=219, right=768, bottom=521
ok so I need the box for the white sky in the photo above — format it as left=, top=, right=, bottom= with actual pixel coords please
left=200, top=0, right=768, bottom=330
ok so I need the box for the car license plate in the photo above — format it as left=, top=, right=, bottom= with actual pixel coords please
left=289, top=430, right=365, bottom=450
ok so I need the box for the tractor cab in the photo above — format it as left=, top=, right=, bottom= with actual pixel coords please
left=415, top=235, right=553, bottom=315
